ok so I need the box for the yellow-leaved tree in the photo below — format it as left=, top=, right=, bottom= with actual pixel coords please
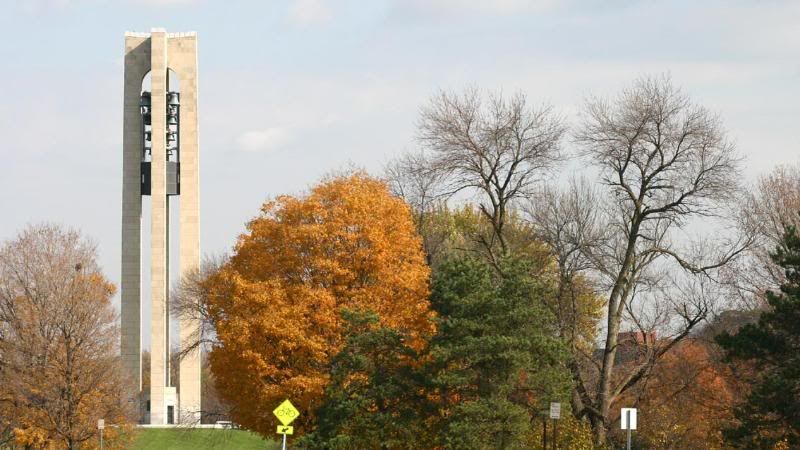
left=0, top=224, right=135, bottom=449
left=205, top=173, right=434, bottom=436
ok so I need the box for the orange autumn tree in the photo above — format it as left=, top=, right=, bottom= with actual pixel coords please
left=615, top=338, right=737, bottom=449
left=0, top=224, right=136, bottom=449
left=205, top=173, right=434, bottom=437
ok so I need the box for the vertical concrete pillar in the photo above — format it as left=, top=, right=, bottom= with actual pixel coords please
left=149, top=28, right=169, bottom=426
left=121, top=33, right=150, bottom=405
left=169, top=33, right=202, bottom=424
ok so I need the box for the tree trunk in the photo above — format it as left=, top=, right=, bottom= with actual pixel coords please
left=593, top=219, right=641, bottom=445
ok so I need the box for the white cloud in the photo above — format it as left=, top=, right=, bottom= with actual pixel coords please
left=288, top=0, right=333, bottom=26
left=402, top=0, right=561, bottom=16
left=128, top=0, right=198, bottom=5
left=18, top=0, right=196, bottom=13
left=19, top=0, right=77, bottom=14
left=236, top=128, right=290, bottom=153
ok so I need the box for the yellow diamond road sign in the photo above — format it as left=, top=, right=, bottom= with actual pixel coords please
left=276, top=425, right=294, bottom=435
left=273, top=399, right=300, bottom=426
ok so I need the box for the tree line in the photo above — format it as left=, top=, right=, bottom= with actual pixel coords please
left=2, top=74, right=800, bottom=448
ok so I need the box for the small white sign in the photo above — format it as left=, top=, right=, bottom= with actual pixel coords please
left=97, top=419, right=105, bottom=430
left=549, top=402, right=561, bottom=419
left=621, top=408, right=637, bottom=430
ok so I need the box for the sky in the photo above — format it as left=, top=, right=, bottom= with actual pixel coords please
left=1, top=0, right=798, bottom=347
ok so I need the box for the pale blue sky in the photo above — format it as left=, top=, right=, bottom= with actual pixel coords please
left=1, top=0, right=798, bottom=346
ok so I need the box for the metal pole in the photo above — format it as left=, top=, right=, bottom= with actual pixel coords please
left=281, top=433, right=287, bottom=450
left=543, top=417, right=547, bottom=450
left=626, top=410, right=632, bottom=450
left=553, top=419, right=557, bottom=450
left=100, top=428, right=103, bottom=450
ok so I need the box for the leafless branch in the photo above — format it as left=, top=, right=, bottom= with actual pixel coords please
left=417, top=88, right=566, bottom=256
left=171, top=254, right=228, bottom=359
left=526, top=75, right=753, bottom=444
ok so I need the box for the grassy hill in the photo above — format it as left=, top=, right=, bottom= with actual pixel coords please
left=131, top=428, right=278, bottom=450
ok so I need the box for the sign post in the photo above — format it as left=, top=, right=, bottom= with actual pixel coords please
left=549, top=402, right=561, bottom=450
left=97, top=419, right=104, bottom=450
left=273, top=399, right=300, bottom=450
left=542, top=415, right=548, bottom=450
left=621, top=408, right=637, bottom=450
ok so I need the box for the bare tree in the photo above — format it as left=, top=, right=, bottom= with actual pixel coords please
left=170, top=254, right=232, bottom=423
left=385, top=151, right=445, bottom=220
left=416, top=88, right=566, bottom=263
left=526, top=178, right=607, bottom=341
left=0, top=224, right=135, bottom=449
left=171, top=255, right=227, bottom=358
left=530, top=76, right=754, bottom=444
left=524, top=177, right=608, bottom=418
left=385, top=152, right=450, bottom=264
left=747, top=164, right=800, bottom=245
left=724, top=164, right=800, bottom=308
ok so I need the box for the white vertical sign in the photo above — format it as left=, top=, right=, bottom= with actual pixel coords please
left=549, top=402, right=561, bottom=419
left=97, top=419, right=105, bottom=430
left=621, top=408, right=637, bottom=430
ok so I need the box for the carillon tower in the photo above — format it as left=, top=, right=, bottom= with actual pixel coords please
left=121, top=28, right=201, bottom=425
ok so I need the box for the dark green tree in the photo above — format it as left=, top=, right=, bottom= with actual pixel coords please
left=717, top=225, right=800, bottom=448
left=298, top=310, right=432, bottom=450
left=428, top=256, right=571, bottom=449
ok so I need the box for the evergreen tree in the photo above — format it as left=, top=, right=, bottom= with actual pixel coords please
left=428, top=256, right=571, bottom=449
left=299, top=310, right=432, bottom=450
left=717, top=225, right=800, bottom=448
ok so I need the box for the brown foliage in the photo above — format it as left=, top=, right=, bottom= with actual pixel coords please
left=205, top=173, right=434, bottom=437
left=616, top=338, right=738, bottom=450
left=0, top=224, right=135, bottom=449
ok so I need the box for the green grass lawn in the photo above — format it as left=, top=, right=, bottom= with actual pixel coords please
left=131, top=428, right=278, bottom=450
